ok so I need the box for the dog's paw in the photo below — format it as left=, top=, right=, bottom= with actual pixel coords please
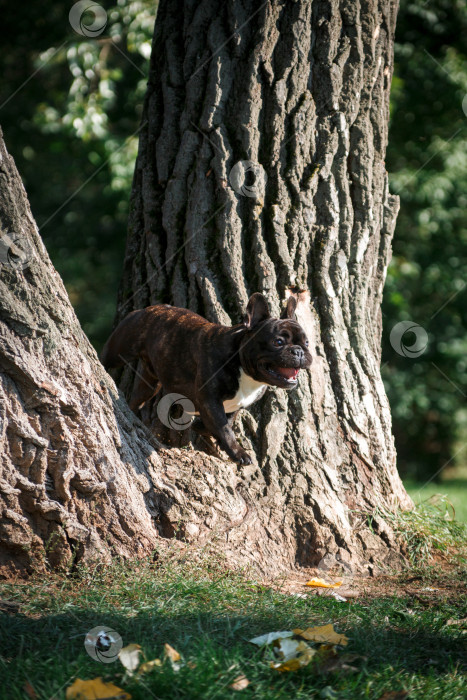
left=233, top=449, right=252, bottom=466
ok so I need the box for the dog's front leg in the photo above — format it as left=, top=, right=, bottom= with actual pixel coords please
left=197, top=400, right=252, bottom=465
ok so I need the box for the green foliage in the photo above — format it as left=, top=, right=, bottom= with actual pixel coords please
left=368, top=494, right=467, bottom=567
left=384, top=0, right=467, bottom=478
left=1, top=550, right=466, bottom=699
left=405, top=478, right=467, bottom=523
left=0, top=1, right=156, bottom=349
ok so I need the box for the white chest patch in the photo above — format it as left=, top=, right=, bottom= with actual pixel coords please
left=223, top=369, right=267, bottom=414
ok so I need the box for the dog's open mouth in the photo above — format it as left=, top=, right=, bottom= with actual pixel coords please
left=265, top=365, right=300, bottom=383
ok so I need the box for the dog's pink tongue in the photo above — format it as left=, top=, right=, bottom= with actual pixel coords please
left=277, top=367, right=299, bottom=379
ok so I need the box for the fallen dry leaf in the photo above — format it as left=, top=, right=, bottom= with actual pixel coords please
left=0, top=599, right=20, bottom=613
left=445, top=617, right=467, bottom=627
left=66, top=677, right=130, bottom=700
left=343, top=590, right=360, bottom=598
left=305, top=578, right=342, bottom=589
left=23, top=682, right=37, bottom=699
left=318, top=652, right=365, bottom=675
left=331, top=593, right=347, bottom=602
left=377, top=692, right=409, bottom=700
left=137, top=658, right=162, bottom=675
left=293, top=624, right=348, bottom=646
left=164, top=643, right=182, bottom=671
left=118, top=644, right=142, bottom=674
left=249, top=630, right=294, bottom=646
left=272, top=643, right=316, bottom=672
left=164, top=643, right=181, bottom=661
left=271, top=657, right=302, bottom=672
left=230, top=674, right=250, bottom=690
left=270, top=638, right=316, bottom=672
left=274, top=638, right=309, bottom=660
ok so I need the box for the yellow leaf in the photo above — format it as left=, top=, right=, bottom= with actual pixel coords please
left=271, top=643, right=316, bottom=672
left=271, top=658, right=302, bottom=672
left=164, top=643, right=181, bottom=662
left=305, top=578, right=342, bottom=589
left=293, top=624, right=348, bottom=646
left=118, top=644, right=142, bottom=674
left=230, top=674, right=250, bottom=690
left=164, top=643, right=182, bottom=671
left=137, top=658, right=162, bottom=675
left=66, top=677, right=130, bottom=700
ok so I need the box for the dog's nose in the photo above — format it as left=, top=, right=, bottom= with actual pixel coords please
left=290, top=346, right=304, bottom=360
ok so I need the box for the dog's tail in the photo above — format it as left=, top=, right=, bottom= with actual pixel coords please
left=100, top=309, right=145, bottom=369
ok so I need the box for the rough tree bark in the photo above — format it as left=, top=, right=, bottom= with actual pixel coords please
left=0, top=132, right=173, bottom=577
left=116, top=0, right=412, bottom=573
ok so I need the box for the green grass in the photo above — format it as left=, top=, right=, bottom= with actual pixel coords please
left=1, top=544, right=466, bottom=700
left=370, top=492, right=467, bottom=567
left=405, top=479, right=467, bottom=523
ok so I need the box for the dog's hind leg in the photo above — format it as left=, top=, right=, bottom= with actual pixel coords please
left=129, top=362, right=161, bottom=412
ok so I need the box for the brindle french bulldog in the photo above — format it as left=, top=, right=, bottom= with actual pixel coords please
left=101, top=293, right=312, bottom=464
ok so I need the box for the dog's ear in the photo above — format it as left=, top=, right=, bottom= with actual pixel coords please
left=244, top=293, right=271, bottom=329
left=281, top=295, right=297, bottom=320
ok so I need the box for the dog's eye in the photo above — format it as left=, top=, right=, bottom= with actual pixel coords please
left=304, top=340, right=309, bottom=347
left=274, top=338, right=285, bottom=347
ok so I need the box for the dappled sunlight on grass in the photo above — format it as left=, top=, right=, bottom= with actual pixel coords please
left=404, top=479, right=467, bottom=523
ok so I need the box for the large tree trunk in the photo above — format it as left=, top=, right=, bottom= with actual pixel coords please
left=0, top=132, right=170, bottom=577
left=117, top=0, right=412, bottom=573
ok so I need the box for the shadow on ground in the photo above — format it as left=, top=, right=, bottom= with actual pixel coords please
left=1, top=600, right=466, bottom=699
